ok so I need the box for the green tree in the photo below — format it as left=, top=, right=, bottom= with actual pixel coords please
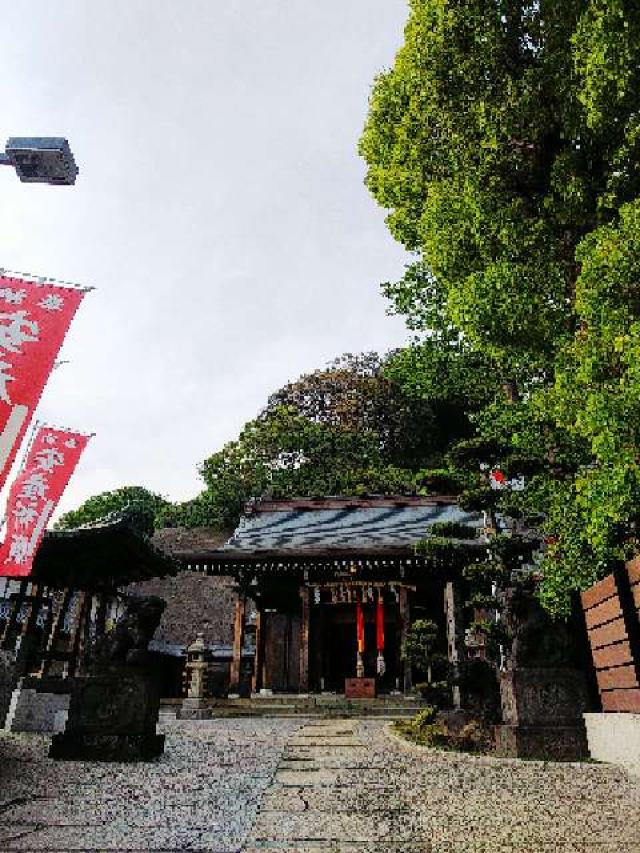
left=266, top=351, right=442, bottom=469
left=402, top=618, right=440, bottom=684
left=360, top=1, right=640, bottom=376
left=160, top=352, right=441, bottom=530
left=538, top=200, right=640, bottom=611
left=359, top=0, right=640, bottom=612
left=55, top=486, right=170, bottom=531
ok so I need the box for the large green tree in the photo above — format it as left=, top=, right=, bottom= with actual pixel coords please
left=360, top=0, right=640, bottom=612
left=160, top=352, right=444, bottom=530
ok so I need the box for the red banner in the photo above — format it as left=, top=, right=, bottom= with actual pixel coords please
left=356, top=593, right=364, bottom=654
left=376, top=591, right=385, bottom=652
left=0, top=275, right=86, bottom=492
left=0, top=426, right=90, bottom=576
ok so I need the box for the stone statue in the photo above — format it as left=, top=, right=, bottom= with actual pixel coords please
left=50, top=593, right=166, bottom=762
left=86, top=595, right=165, bottom=671
left=502, top=583, right=579, bottom=669
left=495, top=583, right=589, bottom=760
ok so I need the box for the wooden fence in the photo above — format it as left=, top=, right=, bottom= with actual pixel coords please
left=580, top=558, right=640, bottom=712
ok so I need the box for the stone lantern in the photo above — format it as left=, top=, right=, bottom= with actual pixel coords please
left=177, top=633, right=213, bottom=720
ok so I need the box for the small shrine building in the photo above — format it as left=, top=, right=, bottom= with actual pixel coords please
left=179, top=496, right=484, bottom=698
left=0, top=510, right=177, bottom=731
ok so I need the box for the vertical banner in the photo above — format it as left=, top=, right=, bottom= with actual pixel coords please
left=0, top=274, right=86, bottom=492
left=376, top=590, right=384, bottom=652
left=0, top=426, right=90, bottom=577
left=356, top=592, right=364, bottom=654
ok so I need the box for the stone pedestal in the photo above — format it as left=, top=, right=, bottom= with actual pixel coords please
left=495, top=724, right=589, bottom=761
left=177, top=697, right=212, bottom=720
left=49, top=669, right=164, bottom=762
left=495, top=668, right=589, bottom=760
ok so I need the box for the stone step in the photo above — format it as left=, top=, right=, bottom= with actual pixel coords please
left=160, top=695, right=430, bottom=720
left=161, top=706, right=423, bottom=719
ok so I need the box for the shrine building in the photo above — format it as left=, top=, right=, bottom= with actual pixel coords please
left=177, top=495, right=485, bottom=698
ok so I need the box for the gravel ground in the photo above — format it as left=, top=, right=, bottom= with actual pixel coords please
left=0, top=718, right=306, bottom=852
left=0, top=718, right=639, bottom=852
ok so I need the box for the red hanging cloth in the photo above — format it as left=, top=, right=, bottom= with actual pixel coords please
left=356, top=591, right=364, bottom=654
left=376, top=590, right=385, bottom=652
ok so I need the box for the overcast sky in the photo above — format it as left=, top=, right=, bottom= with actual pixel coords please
left=0, top=1, right=411, bottom=519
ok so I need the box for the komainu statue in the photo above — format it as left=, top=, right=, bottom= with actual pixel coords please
left=50, top=594, right=166, bottom=762
left=87, top=595, right=165, bottom=670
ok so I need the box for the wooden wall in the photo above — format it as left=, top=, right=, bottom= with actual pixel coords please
left=581, top=559, right=640, bottom=712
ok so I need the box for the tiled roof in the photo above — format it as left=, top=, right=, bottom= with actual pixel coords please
left=221, top=497, right=482, bottom=555
left=34, top=511, right=178, bottom=588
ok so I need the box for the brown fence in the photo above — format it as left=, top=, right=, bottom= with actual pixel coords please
left=580, top=559, right=640, bottom=712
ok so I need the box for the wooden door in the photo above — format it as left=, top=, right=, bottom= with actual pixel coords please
left=264, top=612, right=301, bottom=692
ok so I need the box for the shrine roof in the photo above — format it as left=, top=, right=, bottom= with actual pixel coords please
left=33, top=509, right=178, bottom=589
left=178, top=496, right=484, bottom=566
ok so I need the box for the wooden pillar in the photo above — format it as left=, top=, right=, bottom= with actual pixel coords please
left=229, top=592, right=246, bottom=695
left=313, top=602, right=325, bottom=692
left=77, top=593, right=95, bottom=674
left=93, top=592, right=109, bottom=641
left=399, top=586, right=412, bottom=693
left=444, top=580, right=465, bottom=709
left=299, top=585, right=310, bottom=693
left=14, top=584, right=42, bottom=678
left=68, top=591, right=87, bottom=677
left=251, top=606, right=264, bottom=694
left=38, top=588, right=73, bottom=678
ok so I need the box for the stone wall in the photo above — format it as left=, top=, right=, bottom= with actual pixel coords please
left=123, top=527, right=237, bottom=647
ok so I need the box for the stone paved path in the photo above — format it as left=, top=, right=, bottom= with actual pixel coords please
left=0, top=718, right=639, bottom=852
left=245, top=719, right=640, bottom=852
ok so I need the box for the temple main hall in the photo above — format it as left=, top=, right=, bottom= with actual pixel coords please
left=176, top=495, right=484, bottom=698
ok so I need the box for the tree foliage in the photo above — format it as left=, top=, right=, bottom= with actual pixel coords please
left=360, top=0, right=640, bottom=613
left=159, top=352, right=445, bottom=530
left=55, top=486, right=170, bottom=531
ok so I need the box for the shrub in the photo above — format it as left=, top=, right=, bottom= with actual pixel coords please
left=396, top=707, right=493, bottom=754
left=413, top=680, right=453, bottom=708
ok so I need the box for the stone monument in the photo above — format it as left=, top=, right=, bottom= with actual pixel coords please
left=494, top=585, right=590, bottom=760
left=49, top=594, right=166, bottom=761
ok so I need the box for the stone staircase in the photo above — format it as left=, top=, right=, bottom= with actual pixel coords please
left=160, top=693, right=429, bottom=719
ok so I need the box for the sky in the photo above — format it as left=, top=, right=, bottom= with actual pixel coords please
left=0, top=0, right=411, bottom=520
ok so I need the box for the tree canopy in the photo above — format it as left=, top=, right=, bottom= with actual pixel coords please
left=359, top=0, right=640, bottom=613
left=159, top=351, right=451, bottom=530
left=55, top=486, right=170, bottom=532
